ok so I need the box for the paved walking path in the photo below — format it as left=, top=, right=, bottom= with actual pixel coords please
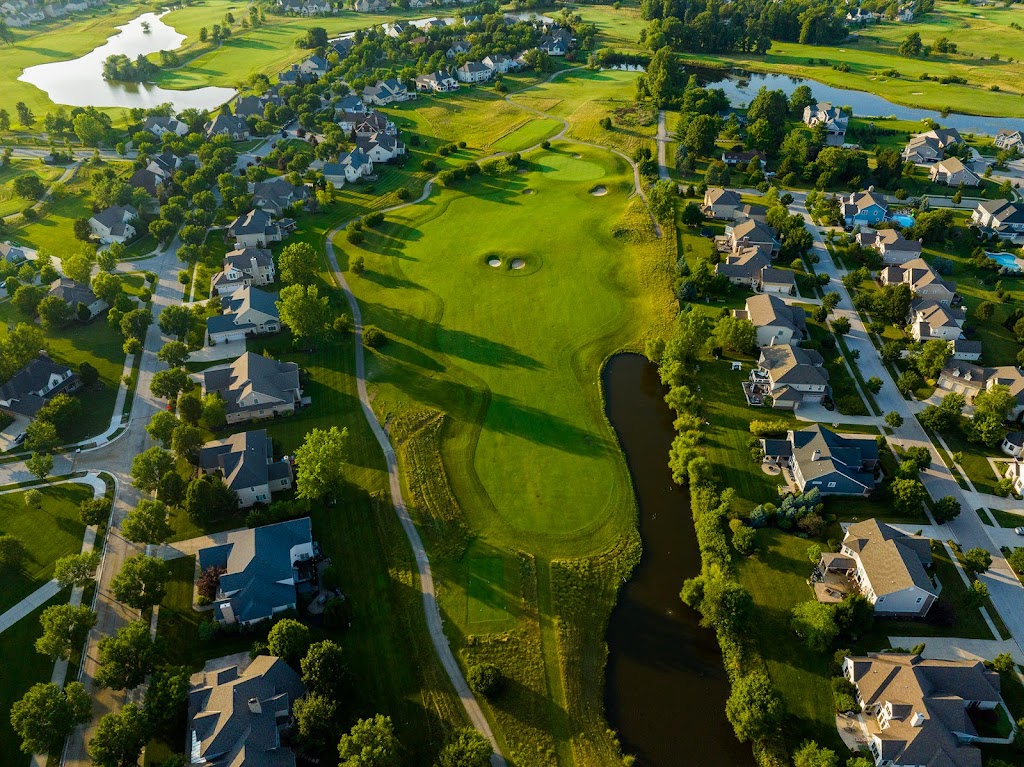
left=656, top=110, right=669, bottom=180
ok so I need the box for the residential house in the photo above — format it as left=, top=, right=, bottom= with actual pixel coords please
left=846, top=7, right=881, bottom=22
left=362, top=78, right=411, bottom=105
left=233, top=95, right=268, bottom=119
left=1002, top=432, right=1024, bottom=458
left=88, top=204, right=138, bottom=244
left=949, top=338, right=983, bottom=362
left=0, top=355, right=78, bottom=418
left=802, top=102, right=848, bottom=146
left=202, top=352, right=302, bottom=425
left=356, top=133, right=405, bottom=162
left=762, top=424, right=878, bottom=496
left=323, top=149, right=375, bottom=184
left=228, top=209, right=284, bottom=249
left=0, top=242, right=28, bottom=264
left=298, top=54, right=329, bottom=77
left=199, top=429, right=292, bottom=507
left=909, top=299, right=966, bottom=342
left=994, top=129, right=1023, bottom=152
left=902, top=128, right=964, bottom=164
left=47, top=278, right=107, bottom=319
left=855, top=228, right=923, bottom=265
left=702, top=187, right=743, bottom=219
left=129, top=151, right=180, bottom=197
left=937, top=362, right=1024, bottom=417
left=879, top=258, right=956, bottom=304
left=197, top=518, right=314, bottom=625
left=351, top=111, right=396, bottom=137
left=330, top=37, right=354, bottom=59
left=538, top=27, right=570, bottom=55
left=354, top=0, right=390, bottom=13
left=1005, top=458, right=1024, bottom=495
left=721, top=149, right=766, bottom=168
left=142, top=115, right=188, bottom=137
left=760, top=267, right=796, bottom=295
left=734, top=293, right=807, bottom=346
left=843, top=652, right=1001, bottom=767
left=482, top=54, right=513, bottom=73
left=842, top=187, right=889, bottom=227
left=456, top=61, right=492, bottom=83
left=727, top=218, right=780, bottom=256
left=751, top=345, right=830, bottom=409
left=446, top=40, right=471, bottom=58
left=204, top=114, right=251, bottom=141
left=250, top=177, right=309, bottom=216
left=716, top=246, right=771, bottom=288
left=972, top=199, right=1024, bottom=236
left=335, top=94, right=366, bottom=115
left=929, top=157, right=980, bottom=187
left=415, top=71, right=459, bottom=93
left=206, top=285, right=281, bottom=344
left=212, top=247, right=276, bottom=294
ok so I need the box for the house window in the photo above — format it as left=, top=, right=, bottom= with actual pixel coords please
left=827, top=482, right=837, bottom=488
left=916, top=597, right=922, bottom=603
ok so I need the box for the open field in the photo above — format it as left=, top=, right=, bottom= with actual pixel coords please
left=0, top=483, right=89, bottom=613
left=0, top=160, right=65, bottom=219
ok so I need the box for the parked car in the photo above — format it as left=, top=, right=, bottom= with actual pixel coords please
left=1014, top=527, right=1024, bottom=535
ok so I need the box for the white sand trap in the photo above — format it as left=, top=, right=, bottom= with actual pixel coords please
left=488, top=258, right=501, bottom=267
left=912, top=91, right=924, bottom=95
left=511, top=258, right=526, bottom=269
left=573, top=153, right=583, bottom=159
left=590, top=186, right=608, bottom=196
left=522, top=188, right=535, bottom=195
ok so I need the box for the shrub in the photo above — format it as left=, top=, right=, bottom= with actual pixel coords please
left=467, top=662, right=503, bottom=698
left=396, top=187, right=411, bottom=201
left=749, top=420, right=789, bottom=437
left=363, top=211, right=384, bottom=227
left=346, top=229, right=364, bottom=245
left=732, top=525, right=757, bottom=555
left=541, top=140, right=550, bottom=149
left=351, top=255, right=365, bottom=275
left=831, top=677, right=858, bottom=712
left=362, top=326, right=386, bottom=348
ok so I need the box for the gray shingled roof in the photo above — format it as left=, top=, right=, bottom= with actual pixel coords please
left=203, top=353, right=300, bottom=417
left=0, top=356, right=76, bottom=417
left=792, top=424, right=876, bottom=489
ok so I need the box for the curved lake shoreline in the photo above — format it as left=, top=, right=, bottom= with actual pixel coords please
left=602, top=353, right=754, bottom=767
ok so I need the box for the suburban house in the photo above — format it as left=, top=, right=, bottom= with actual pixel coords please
left=929, top=157, right=980, bottom=187
left=189, top=654, right=305, bottom=767
left=362, top=78, right=411, bottom=105
left=1002, top=431, right=1024, bottom=457
left=142, top=115, right=188, bottom=137
left=842, top=187, right=888, bottom=227
left=751, top=345, right=830, bottom=409
left=212, top=247, right=276, bottom=294
left=815, top=519, right=936, bottom=612
left=0, top=355, right=78, bottom=418
left=206, top=285, right=281, bottom=344
left=949, top=338, right=983, bottom=362
left=903, top=128, right=963, bottom=164
left=760, top=267, right=796, bottom=295
left=456, top=61, right=492, bottom=83
left=250, top=177, right=309, bottom=216
left=702, top=187, right=743, bottom=219
left=879, top=258, right=956, bottom=304
left=323, top=149, right=375, bottom=184
left=197, top=518, right=314, bottom=626
left=483, top=53, right=516, bottom=73
left=995, top=129, right=1024, bottom=152
left=733, top=293, right=807, bottom=346
left=972, top=199, right=1024, bottom=237
left=204, top=113, right=251, bottom=141
left=355, top=132, right=405, bottom=162
left=909, top=299, right=966, bottom=342
left=234, top=95, right=272, bottom=119
left=88, top=204, right=138, bottom=244
left=1004, top=458, right=1024, bottom=496
left=199, top=429, right=293, bottom=507
left=228, top=209, right=285, bottom=249
left=802, top=102, right=848, bottom=145
left=843, top=652, right=1001, bottom=767
left=415, top=70, right=459, bottom=92
left=715, top=246, right=770, bottom=287
left=762, top=424, right=878, bottom=495
left=336, top=94, right=366, bottom=115
left=721, top=149, right=766, bottom=168
left=538, top=28, right=570, bottom=55
left=343, top=111, right=397, bottom=138
left=855, top=228, right=923, bottom=265
left=937, top=362, right=1024, bottom=417
left=354, top=0, right=390, bottom=12
left=446, top=40, right=471, bottom=58
left=846, top=7, right=881, bottom=22
left=129, top=152, right=179, bottom=197
left=47, top=278, right=107, bottom=319
left=0, top=242, right=28, bottom=264
left=727, top=219, right=780, bottom=256
left=298, top=54, right=328, bottom=76
left=202, top=352, right=303, bottom=425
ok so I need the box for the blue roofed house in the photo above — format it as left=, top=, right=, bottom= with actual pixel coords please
left=199, top=429, right=293, bottom=507
left=298, top=54, right=329, bottom=76
left=189, top=654, right=305, bottom=766
left=206, top=285, right=281, bottom=345
left=843, top=187, right=889, bottom=227
left=197, top=517, right=314, bottom=626
left=762, top=424, right=878, bottom=496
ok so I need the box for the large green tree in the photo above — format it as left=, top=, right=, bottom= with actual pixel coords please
left=35, top=604, right=97, bottom=660
left=294, top=426, right=348, bottom=501
left=338, top=714, right=400, bottom=767
left=110, top=555, right=169, bottom=610
left=95, top=620, right=160, bottom=690
left=10, top=682, right=92, bottom=755
left=88, top=703, right=149, bottom=767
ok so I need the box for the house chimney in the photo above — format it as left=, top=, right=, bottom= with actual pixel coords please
left=248, top=697, right=262, bottom=714
left=812, top=449, right=821, bottom=461
left=911, top=711, right=926, bottom=727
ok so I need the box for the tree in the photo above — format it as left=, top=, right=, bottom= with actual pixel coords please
left=973, top=383, right=1014, bottom=421
left=80, top=361, right=99, bottom=387
left=157, top=304, right=194, bottom=340
left=267, top=618, right=310, bottom=666
left=301, top=640, right=346, bottom=699
left=95, top=620, right=159, bottom=690
left=435, top=728, right=492, bottom=767
left=647, top=179, right=677, bottom=223
left=933, top=495, right=962, bottom=523
left=130, top=446, right=175, bottom=493
left=642, top=45, right=684, bottom=106
left=899, top=31, right=924, bottom=57
left=0, top=533, right=26, bottom=572
left=53, top=551, right=101, bottom=589
left=144, top=666, right=190, bottom=733
left=26, top=452, right=53, bottom=480
left=15, top=101, right=34, bottom=127
left=277, top=283, right=331, bottom=344
left=725, top=671, right=785, bottom=742
left=177, top=387, right=203, bottom=423
left=171, top=424, right=203, bottom=464
left=866, top=376, right=883, bottom=395
left=35, top=604, right=96, bottom=660
left=712, top=315, right=757, bottom=354
left=121, top=499, right=172, bottom=545
left=680, top=201, right=703, bottom=228
left=37, top=295, right=74, bottom=329
left=831, top=316, right=851, bottom=335
left=278, top=242, right=318, bottom=286
left=10, top=682, right=91, bottom=756
left=120, top=308, right=153, bottom=343
left=13, top=284, right=44, bottom=316
left=916, top=338, right=950, bottom=379
left=88, top=703, right=149, bottom=767
left=146, top=410, right=181, bottom=448
left=793, top=741, right=839, bottom=767
left=202, top=393, right=226, bottom=429
left=79, top=496, right=111, bottom=526
left=467, top=662, right=504, bottom=698
left=62, top=251, right=94, bottom=286
left=294, top=693, right=339, bottom=755
left=294, top=426, right=348, bottom=501
left=698, top=572, right=753, bottom=634
left=156, top=340, right=190, bottom=368
left=25, top=419, right=59, bottom=452
left=833, top=593, right=874, bottom=639
left=963, top=547, right=992, bottom=574
left=791, top=600, right=838, bottom=652
left=73, top=112, right=106, bottom=146
left=338, top=714, right=400, bottom=767
left=902, top=446, right=932, bottom=474
left=897, top=369, right=924, bottom=396
left=110, top=555, right=169, bottom=610
left=681, top=113, right=722, bottom=158
left=13, top=173, right=44, bottom=199
left=976, top=301, right=995, bottom=321
left=964, top=578, right=989, bottom=609
left=890, top=478, right=927, bottom=515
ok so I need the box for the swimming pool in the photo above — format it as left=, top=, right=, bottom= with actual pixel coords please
left=891, top=214, right=915, bottom=228
left=987, top=252, right=1023, bottom=272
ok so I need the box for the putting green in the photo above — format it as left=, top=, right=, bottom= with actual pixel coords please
left=535, top=152, right=608, bottom=181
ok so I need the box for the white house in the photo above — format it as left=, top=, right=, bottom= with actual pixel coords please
left=47, top=278, right=107, bottom=319
left=228, top=209, right=284, bottom=249
left=414, top=71, right=459, bottom=93
left=929, top=157, right=980, bottom=187
left=88, top=204, right=137, bottom=244
left=212, top=247, right=276, bottom=294
left=733, top=294, right=807, bottom=347
left=202, top=352, right=302, bottom=425
left=362, top=78, right=411, bottom=105
left=206, top=285, right=281, bottom=344
left=142, top=115, right=188, bottom=137
left=356, top=133, right=405, bottom=163
left=0, top=355, right=79, bottom=419
left=323, top=148, right=375, bottom=184
left=456, top=61, right=492, bottom=83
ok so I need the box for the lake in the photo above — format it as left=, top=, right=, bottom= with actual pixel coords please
left=694, top=68, right=1021, bottom=136
left=19, top=11, right=235, bottom=111
left=603, top=353, right=754, bottom=767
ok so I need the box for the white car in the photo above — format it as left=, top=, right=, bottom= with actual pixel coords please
left=1015, top=527, right=1024, bottom=536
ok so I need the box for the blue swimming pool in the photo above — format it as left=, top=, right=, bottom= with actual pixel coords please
left=987, top=252, right=1023, bottom=272
left=891, top=214, right=915, bottom=228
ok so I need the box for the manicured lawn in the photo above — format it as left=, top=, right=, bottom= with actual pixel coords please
left=0, top=483, right=89, bottom=614
left=0, top=159, right=64, bottom=218
left=806, top=323, right=870, bottom=417
left=935, top=421, right=1002, bottom=495
left=0, top=589, right=72, bottom=766
left=491, top=118, right=562, bottom=152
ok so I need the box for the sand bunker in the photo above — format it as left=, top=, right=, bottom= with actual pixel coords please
left=487, top=257, right=501, bottom=267
left=511, top=258, right=526, bottom=269
left=522, top=188, right=535, bottom=195
left=590, top=186, right=608, bottom=196
left=573, top=153, right=582, bottom=159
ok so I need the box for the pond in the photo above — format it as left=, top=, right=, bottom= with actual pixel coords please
left=19, top=11, right=235, bottom=111
left=603, top=353, right=755, bottom=767
left=691, top=68, right=1021, bottom=136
